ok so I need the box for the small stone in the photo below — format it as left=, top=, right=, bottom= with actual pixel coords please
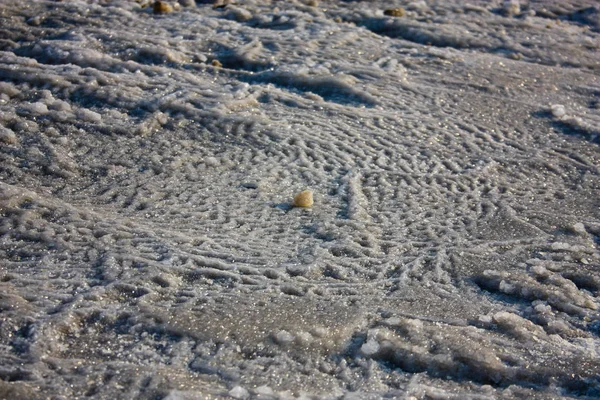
left=509, top=52, right=522, bottom=60
left=211, top=59, right=223, bottom=68
left=293, top=190, right=313, bottom=208
left=384, top=8, right=405, bottom=17
left=153, top=1, right=173, bottom=14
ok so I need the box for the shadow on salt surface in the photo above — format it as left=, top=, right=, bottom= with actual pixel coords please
left=550, top=119, right=600, bottom=145
left=534, top=109, right=600, bottom=145
left=547, top=5, right=600, bottom=32
left=359, top=17, right=482, bottom=49
left=272, top=202, right=294, bottom=212
left=350, top=313, right=600, bottom=397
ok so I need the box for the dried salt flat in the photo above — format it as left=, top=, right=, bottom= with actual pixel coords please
left=0, top=0, right=599, bottom=399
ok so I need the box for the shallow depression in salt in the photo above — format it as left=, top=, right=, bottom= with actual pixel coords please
left=1, top=0, right=600, bottom=399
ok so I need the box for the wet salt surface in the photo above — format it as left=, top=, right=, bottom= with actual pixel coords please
left=0, top=0, right=599, bottom=398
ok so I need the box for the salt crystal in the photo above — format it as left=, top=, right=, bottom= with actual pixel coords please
left=360, top=338, right=380, bottom=356
left=550, top=104, right=566, bottom=118
left=571, top=222, right=586, bottom=235
left=229, top=386, right=249, bottom=399
left=275, top=330, right=295, bottom=345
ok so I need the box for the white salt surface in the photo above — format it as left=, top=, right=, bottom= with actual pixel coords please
left=0, top=0, right=599, bottom=398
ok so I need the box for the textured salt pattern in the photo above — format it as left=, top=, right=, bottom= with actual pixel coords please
left=0, top=0, right=599, bottom=398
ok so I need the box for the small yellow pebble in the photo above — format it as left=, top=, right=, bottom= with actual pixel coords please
left=153, top=1, right=173, bottom=14
left=293, top=190, right=313, bottom=208
left=384, top=8, right=405, bottom=17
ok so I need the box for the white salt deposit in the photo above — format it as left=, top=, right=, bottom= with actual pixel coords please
left=0, top=126, right=17, bottom=144
left=360, top=338, right=380, bottom=357
left=76, top=108, right=102, bottom=123
left=503, top=0, right=521, bottom=17
left=274, top=330, right=295, bottom=346
left=229, top=386, right=250, bottom=399
left=0, top=0, right=599, bottom=398
left=550, top=104, right=567, bottom=118
left=571, top=222, right=587, bottom=235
